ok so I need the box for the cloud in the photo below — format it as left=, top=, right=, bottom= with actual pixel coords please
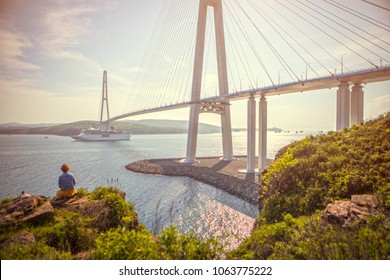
left=0, top=76, right=99, bottom=123
left=35, top=0, right=118, bottom=68
left=366, top=93, right=390, bottom=118
left=0, top=19, right=40, bottom=72
left=40, top=4, right=96, bottom=55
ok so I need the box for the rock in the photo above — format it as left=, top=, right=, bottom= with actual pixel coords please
left=19, top=192, right=32, bottom=199
left=1, top=190, right=137, bottom=233
left=323, top=194, right=380, bottom=227
left=0, top=193, right=54, bottom=228
left=0, top=231, right=36, bottom=249
left=351, top=194, right=378, bottom=207
left=324, top=200, right=350, bottom=225
left=20, top=200, right=54, bottom=224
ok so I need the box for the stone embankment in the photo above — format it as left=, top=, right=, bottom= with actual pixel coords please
left=126, top=157, right=260, bottom=204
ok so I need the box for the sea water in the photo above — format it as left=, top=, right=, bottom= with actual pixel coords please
left=0, top=132, right=311, bottom=245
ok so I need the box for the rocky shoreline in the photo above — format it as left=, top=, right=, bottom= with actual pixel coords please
left=125, top=157, right=260, bottom=204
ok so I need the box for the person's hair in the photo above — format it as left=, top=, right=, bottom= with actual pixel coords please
left=61, top=164, right=70, bottom=172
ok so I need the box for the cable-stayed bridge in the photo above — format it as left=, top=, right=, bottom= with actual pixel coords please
left=105, top=0, right=390, bottom=172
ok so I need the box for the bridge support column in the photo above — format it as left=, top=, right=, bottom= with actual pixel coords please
left=247, top=96, right=256, bottom=172
left=215, top=0, right=233, bottom=161
left=240, top=96, right=256, bottom=173
left=350, top=84, right=364, bottom=126
left=336, top=83, right=350, bottom=130
left=221, top=104, right=234, bottom=161
left=185, top=104, right=201, bottom=163
left=184, top=0, right=233, bottom=163
left=184, top=0, right=207, bottom=163
left=258, top=94, right=267, bottom=170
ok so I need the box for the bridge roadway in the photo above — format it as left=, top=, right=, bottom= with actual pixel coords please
left=108, top=65, right=390, bottom=123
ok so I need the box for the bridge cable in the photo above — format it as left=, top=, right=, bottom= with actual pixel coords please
left=249, top=0, right=321, bottom=79
left=123, top=0, right=175, bottom=114
left=225, top=1, right=274, bottom=86
left=224, top=7, right=259, bottom=89
left=279, top=0, right=382, bottom=68
left=307, top=0, right=390, bottom=48
left=181, top=1, right=198, bottom=103
left=138, top=0, right=178, bottom=111
left=225, top=24, right=252, bottom=90
left=324, top=0, right=390, bottom=31
left=176, top=1, right=197, bottom=103
left=154, top=0, right=190, bottom=107
left=226, top=1, right=277, bottom=85
left=159, top=0, right=196, bottom=106
left=294, top=0, right=390, bottom=62
left=125, top=2, right=166, bottom=114
left=142, top=0, right=193, bottom=110
left=233, top=0, right=300, bottom=82
left=225, top=8, right=257, bottom=92
left=153, top=0, right=192, bottom=108
left=225, top=25, right=240, bottom=91
left=178, top=16, right=196, bottom=104
left=261, top=0, right=341, bottom=75
left=361, top=0, right=390, bottom=13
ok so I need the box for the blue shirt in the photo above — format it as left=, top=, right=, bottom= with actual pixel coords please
left=58, top=172, right=76, bottom=190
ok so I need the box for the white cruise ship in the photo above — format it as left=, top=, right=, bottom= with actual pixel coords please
left=71, top=128, right=131, bottom=141
left=71, top=70, right=131, bottom=142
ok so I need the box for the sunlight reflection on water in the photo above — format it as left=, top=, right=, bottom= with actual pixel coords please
left=0, top=131, right=311, bottom=245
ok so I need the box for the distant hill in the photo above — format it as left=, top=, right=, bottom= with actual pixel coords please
left=123, top=119, right=221, bottom=134
left=0, top=122, right=60, bottom=128
left=0, top=119, right=221, bottom=136
left=0, top=120, right=284, bottom=136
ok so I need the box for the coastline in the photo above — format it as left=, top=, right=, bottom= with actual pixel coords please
left=126, top=156, right=272, bottom=204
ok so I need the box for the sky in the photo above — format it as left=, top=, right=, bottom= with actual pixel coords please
left=0, top=0, right=389, bottom=130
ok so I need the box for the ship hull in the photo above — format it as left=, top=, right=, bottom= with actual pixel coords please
left=71, top=131, right=131, bottom=141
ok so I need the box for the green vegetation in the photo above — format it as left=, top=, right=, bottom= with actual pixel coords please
left=259, top=113, right=389, bottom=223
left=1, top=113, right=389, bottom=259
left=92, top=226, right=221, bottom=260
left=229, top=213, right=389, bottom=259
left=0, top=187, right=223, bottom=260
left=230, top=112, right=390, bottom=259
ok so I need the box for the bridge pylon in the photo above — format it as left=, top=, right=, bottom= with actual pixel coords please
left=185, top=0, right=233, bottom=163
left=100, top=70, right=110, bottom=131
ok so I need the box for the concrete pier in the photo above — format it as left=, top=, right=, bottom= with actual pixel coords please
left=350, top=84, right=364, bottom=126
left=337, top=83, right=350, bottom=130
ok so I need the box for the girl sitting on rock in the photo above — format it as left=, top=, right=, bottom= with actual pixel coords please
left=56, top=163, right=77, bottom=199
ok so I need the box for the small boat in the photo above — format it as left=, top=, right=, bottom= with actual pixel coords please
left=71, top=70, right=131, bottom=142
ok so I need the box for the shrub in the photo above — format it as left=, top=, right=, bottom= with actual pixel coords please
left=0, top=197, right=13, bottom=207
left=159, top=226, right=223, bottom=260
left=229, top=213, right=390, bottom=260
left=259, top=112, right=390, bottom=223
left=92, top=227, right=160, bottom=260
left=0, top=241, right=72, bottom=260
left=92, top=225, right=224, bottom=260
left=34, top=211, right=96, bottom=254
left=90, top=186, right=137, bottom=229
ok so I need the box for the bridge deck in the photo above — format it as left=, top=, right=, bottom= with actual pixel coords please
left=109, top=65, right=390, bottom=123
